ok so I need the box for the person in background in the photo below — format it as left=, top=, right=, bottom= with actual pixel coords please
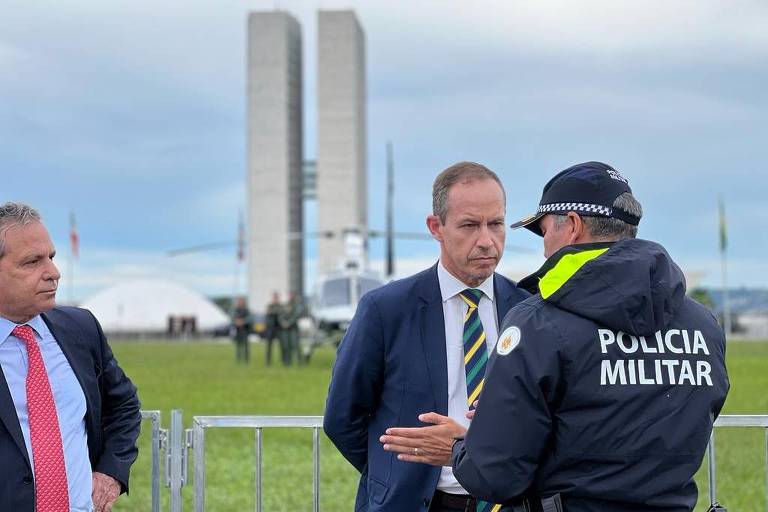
left=232, top=296, right=251, bottom=364
left=263, top=291, right=282, bottom=366
left=280, top=292, right=303, bottom=366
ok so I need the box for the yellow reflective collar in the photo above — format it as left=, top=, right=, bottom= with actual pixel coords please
left=539, top=248, right=609, bottom=299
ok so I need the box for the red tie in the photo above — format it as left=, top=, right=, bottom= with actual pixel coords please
left=13, top=325, right=70, bottom=512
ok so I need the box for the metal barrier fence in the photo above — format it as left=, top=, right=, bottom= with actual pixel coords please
left=709, top=415, right=768, bottom=511
left=189, top=415, right=324, bottom=512
left=140, top=412, right=768, bottom=511
left=139, top=410, right=164, bottom=512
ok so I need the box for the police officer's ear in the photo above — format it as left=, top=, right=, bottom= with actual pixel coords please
left=564, top=211, right=589, bottom=244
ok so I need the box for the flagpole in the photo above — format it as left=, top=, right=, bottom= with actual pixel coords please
left=719, top=198, right=731, bottom=338
left=69, top=211, right=78, bottom=306
left=232, top=263, right=239, bottom=316
left=68, top=247, right=74, bottom=305
left=721, top=248, right=730, bottom=337
left=233, top=211, right=245, bottom=313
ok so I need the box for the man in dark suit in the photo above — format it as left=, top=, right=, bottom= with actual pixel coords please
left=324, top=163, right=529, bottom=511
left=0, top=202, right=141, bottom=512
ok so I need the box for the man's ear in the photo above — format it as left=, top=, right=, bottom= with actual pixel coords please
left=426, top=215, right=443, bottom=242
left=566, top=211, right=586, bottom=244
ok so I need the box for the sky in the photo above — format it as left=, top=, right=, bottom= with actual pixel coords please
left=2, top=0, right=767, bottom=302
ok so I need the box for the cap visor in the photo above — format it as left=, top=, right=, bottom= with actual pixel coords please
left=509, top=212, right=544, bottom=237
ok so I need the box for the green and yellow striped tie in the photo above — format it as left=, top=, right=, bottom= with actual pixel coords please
left=459, top=289, right=502, bottom=512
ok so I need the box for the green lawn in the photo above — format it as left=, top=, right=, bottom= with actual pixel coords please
left=111, top=340, right=359, bottom=511
left=109, top=339, right=768, bottom=511
left=693, top=341, right=768, bottom=510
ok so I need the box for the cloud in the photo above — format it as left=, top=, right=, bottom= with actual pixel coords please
left=364, top=0, right=768, bottom=62
left=0, top=42, right=28, bottom=72
left=674, top=254, right=768, bottom=289
left=3, top=0, right=767, bottom=296
left=182, top=180, right=246, bottom=230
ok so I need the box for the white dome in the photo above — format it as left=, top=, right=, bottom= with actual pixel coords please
left=79, top=279, right=230, bottom=333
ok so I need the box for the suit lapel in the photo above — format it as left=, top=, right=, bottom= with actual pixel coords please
left=41, top=312, right=96, bottom=438
left=0, top=364, right=30, bottom=468
left=493, top=274, right=516, bottom=329
left=417, top=265, right=448, bottom=415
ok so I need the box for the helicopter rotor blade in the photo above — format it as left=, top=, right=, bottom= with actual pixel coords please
left=167, top=229, right=535, bottom=257
left=293, top=230, right=336, bottom=240
left=368, top=230, right=431, bottom=240
left=167, top=241, right=235, bottom=256
left=169, top=230, right=339, bottom=256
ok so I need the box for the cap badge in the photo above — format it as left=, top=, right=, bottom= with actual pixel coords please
left=606, top=168, right=628, bottom=183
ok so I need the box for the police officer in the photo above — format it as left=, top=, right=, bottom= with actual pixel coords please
left=280, top=292, right=303, bottom=366
left=263, top=291, right=282, bottom=366
left=448, top=162, right=730, bottom=511
left=232, top=296, right=252, bottom=363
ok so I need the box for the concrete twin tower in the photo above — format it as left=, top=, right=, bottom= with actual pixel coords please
left=247, top=10, right=366, bottom=313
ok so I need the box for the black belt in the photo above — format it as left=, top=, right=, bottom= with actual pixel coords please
left=431, top=491, right=562, bottom=512
left=511, top=494, right=564, bottom=512
left=431, top=490, right=476, bottom=511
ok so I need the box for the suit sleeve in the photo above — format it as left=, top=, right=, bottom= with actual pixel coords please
left=452, top=305, right=564, bottom=503
left=89, top=311, right=142, bottom=494
left=323, top=293, right=385, bottom=474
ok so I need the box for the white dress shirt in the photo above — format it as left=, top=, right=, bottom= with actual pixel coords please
left=436, top=261, right=499, bottom=494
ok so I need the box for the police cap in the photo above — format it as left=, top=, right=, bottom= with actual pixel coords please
left=510, top=161, right=641, bottom=236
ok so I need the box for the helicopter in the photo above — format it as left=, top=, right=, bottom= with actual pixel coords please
left=313, top=229, right=381, bottom=328
left=304, top=227, right=386, bottom=352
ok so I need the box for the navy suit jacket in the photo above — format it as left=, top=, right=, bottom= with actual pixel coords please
left=0, top=306, right=141, bottom=511
left=324, top=265, right=529, bottom=511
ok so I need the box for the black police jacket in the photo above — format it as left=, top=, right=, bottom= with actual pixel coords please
left=452, top=239, right=729, bottom=511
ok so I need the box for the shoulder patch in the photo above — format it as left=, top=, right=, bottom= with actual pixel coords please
left=497, top=326, right=521, bottom=355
